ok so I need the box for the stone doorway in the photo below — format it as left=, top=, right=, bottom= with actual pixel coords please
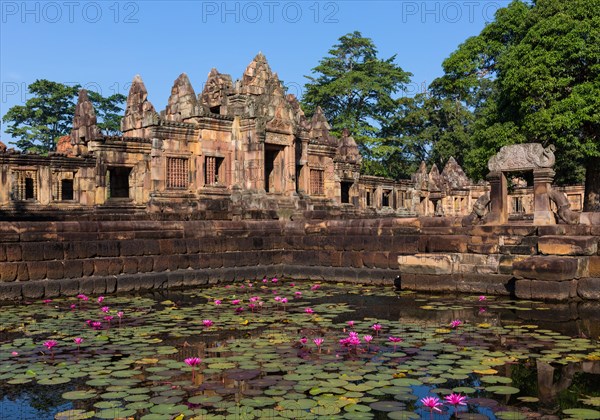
left=108, top=167, right=131, bottom=199
left=264, top=145, right=283, bottom=193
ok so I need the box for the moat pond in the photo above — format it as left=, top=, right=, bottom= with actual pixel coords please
left=1, top=280, right=600, bottom=420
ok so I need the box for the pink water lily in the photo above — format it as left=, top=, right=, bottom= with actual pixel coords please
left=271, top=277, right=278, bottom=283
left=202, top=319, right=214, bottom=327
left=444, top=393, right=468, bottom=407
left=97, top=296, right=104, bottom=304
left=478, top=295, right=487, bottom=302
left=44, top=340, right=58, bottom=359
left=42, top=299, right=52, bottom=304
left=304, top=308, right=314, bottom=314
left=450, top=319, right=463, bottom=329
left=310, top=284, right=321, bottom=291
left=11, top=351, right=18, bottom=356
left=347, top=321, right=355, bottom=328
left=101, top=306, right=110, bottom=313
left=294, top=291, right=302, bottom=297
left=371, top=323, right=382, bottom=336
left=184, top=357, right=202, bottom=382
left=421, top=396, right=443, bottom=413
left=185, top=357, right=201, bottom=367
left=214, top=300, right=222, bottom=305
left=73, top=337, right=84, bottom=352
left=70, top=304, right=76, bottom=310
left=231, top=299, right=241, bottom=305
left=91, top=321, right=102, bottom=330
left=388, top=336, right=403, bottom=351
left=300, top=337, right=308, bottom=345
left=363, top=334, right=373, bottom=350
left=274, top=296, right=282, bottom=302
left=289, top=283, right=295, bottom=287
left=44, top=340, right=57, bottom=350
left=339, top=332, right=361, bottom=352
left=313, top=338, right=324, bottom=353
left=479, top=307, right=487, bottom=314
left=77, top=294, right=88, bottom=301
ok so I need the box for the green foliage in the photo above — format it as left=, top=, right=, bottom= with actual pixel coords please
left=434, top=0, right=600, bottom=193
left=2, top=80, right=79, bottom=153
left=302, top=31, right=412, bottom=179
left=2, top=80, right=126, bottom=152
left=87, top=91, right=127, bottom=136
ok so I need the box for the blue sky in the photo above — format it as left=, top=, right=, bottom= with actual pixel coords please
left=1, top=0, right=509, bottom=144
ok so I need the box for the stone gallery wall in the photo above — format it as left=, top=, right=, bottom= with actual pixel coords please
left=1, top=218, right=600, bottom=301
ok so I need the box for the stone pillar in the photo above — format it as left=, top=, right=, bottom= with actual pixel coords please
left=533, top=168, right=556, bottom=225
left=486, top=171, right=508, bottom=225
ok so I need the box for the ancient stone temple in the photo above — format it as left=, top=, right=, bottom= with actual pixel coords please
left=0, top=55, right=583, bottom=221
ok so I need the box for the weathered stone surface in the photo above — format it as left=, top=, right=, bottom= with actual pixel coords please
left=402, top=273, right=459, bottom=291
left=22, top=281, right=45, bottom=299
left=538, top=236, right=597, bottom=256
left=578, top=278, right=600, bottom=300
left=70, top=89, right=102, bottom=146
left=0, top=263, right=18, bottom=282
left=488, top=143, right=555, bottom=172
left=398, top=254, right=454, bottom=275
left=454, top=253, right=500, bottom=274
left=0, top=282, right=21, bottom=300
left=164, top=73, right=198, bottom=122
left=46, top=261, right=64, bottom=280
left=121, top=75, right=158, bottom=134
left=513, top=256, right=585, bottom=281
left=423, top=235, right=469, bottom=253
left=515, top=279, right=577, bottom=300
left=5, top=244, right=22, bottom=262
left=59, top=278, right=80, bottom=296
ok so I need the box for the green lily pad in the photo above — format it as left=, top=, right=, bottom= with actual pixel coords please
left=62, top=390, right=97, bottom=400
left=563, top=409, right=600, bottom=419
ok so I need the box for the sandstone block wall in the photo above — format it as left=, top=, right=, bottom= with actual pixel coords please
left=1, top=218, right=600, bottom=301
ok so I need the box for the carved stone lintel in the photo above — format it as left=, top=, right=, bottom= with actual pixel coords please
left=488, top=143, right=556, bottom=172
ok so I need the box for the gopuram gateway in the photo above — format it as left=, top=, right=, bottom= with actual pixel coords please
left=0, top=54, right=583, bottom=221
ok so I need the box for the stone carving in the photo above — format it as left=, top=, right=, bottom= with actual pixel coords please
left=336, top=129, right=362, bottom=165
left=548, top=187, right=580, bottom=225
left=56, top=135, right=74, bottom=156
left=200, top=68, right=232, bottom=111
left=266, top=103, right=293, bottom=134
left=70, top=89, right=102, bottom=145
left=121, top=75, right=159, bottom=134
left=488, top=143, right=556, bottom=172
left=0, top=140, right=6, bottom=153
left=462, top=192, right=491, bottom=226
left=164, top=73, right=198, bottom=122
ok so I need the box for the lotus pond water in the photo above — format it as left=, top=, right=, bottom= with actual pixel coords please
left=1, top=280, right=600, bottom=420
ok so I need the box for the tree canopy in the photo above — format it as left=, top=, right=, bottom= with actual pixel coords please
left=302, top=31, right=413, bottom=178
left=432, top=0, right=600, bottom=206
left=2, top=80, right=125, bottom=153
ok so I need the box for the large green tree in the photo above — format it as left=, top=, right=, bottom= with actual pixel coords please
left=302, top=31, right=413, bottom=178
left=2, top=80, right=126, bottom=153
left=433, top=0, right=600, bottom=209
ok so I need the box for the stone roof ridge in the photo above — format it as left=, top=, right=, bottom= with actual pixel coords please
left=336, top=128, right=362, bottom=165
left=70, top=88, right=102, bottom=147
left=121, top=74, right=159, bottom=134
left=241, top=52, right=273, bottom=95
left=441, top=156, right=471, bottom=189
left=165, top=73, right=198, bottom=122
